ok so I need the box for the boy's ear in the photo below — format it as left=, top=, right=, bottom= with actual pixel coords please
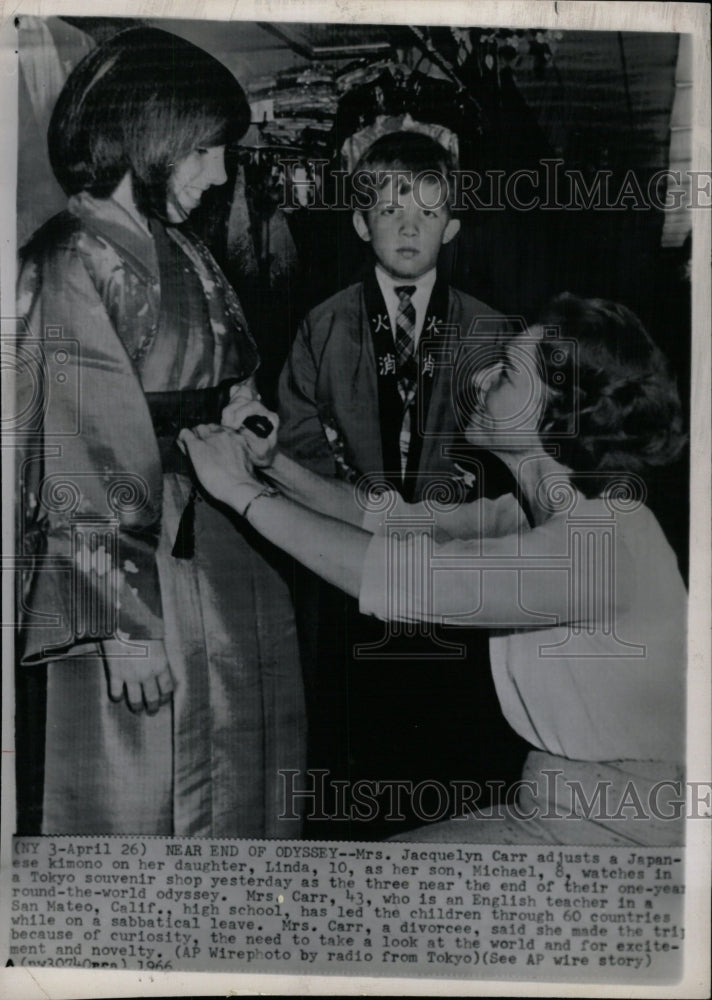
left=442, top=217, right=461, bottom=245
left=352, top=211, right=371, bottom=243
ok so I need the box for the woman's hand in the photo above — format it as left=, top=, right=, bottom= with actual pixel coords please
left=178, top=424, right=262, bottom=512
left=222, top=393, right=280, bottom=468
left=102, top=637, right=174, bottom=714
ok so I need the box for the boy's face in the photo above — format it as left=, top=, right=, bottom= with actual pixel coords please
left=353, top=176, right=460, bottom=281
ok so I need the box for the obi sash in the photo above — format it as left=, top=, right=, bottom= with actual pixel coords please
left=144, top=378, right=240, bottom=472
left=145, top=379, right=241, bottom=558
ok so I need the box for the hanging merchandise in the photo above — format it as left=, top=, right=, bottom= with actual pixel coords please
left=231, top=25, right=561, bottom=220
left=341, top=112, right=460, bottom=172
left=245, top=65, right=338, bottom=152
left=220, top=22, right=562, bottom=355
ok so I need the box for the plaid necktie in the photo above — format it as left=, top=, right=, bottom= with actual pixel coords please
left=394, top=285, right=417, bottom=474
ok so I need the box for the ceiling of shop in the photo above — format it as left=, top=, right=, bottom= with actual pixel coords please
left=61, top=17, right=680, bottom=173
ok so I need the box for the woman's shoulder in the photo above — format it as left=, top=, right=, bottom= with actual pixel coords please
left=544, top=494, right=683, bottom=583
left=578, top=493, right=670, bottom=542
left=615, top=499, right=683, bottom=567
left=512, top=493, right=674, bottom=557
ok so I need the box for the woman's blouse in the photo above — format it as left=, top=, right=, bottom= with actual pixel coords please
left=359, top=491, right=686, bottom=764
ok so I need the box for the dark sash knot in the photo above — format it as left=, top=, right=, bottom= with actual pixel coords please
left=145, top=380, right=239, bottom=559
left=171, top=484, right=201, bottom=559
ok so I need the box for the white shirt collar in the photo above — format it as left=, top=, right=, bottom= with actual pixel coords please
left=374, top=265, right=438, bottom=346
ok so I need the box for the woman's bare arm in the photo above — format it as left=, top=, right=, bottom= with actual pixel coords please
left=246, top=493, right=370, bottom=597
left=262, top=452, right=366, bottom=527
left=180, top=425, right=633, bottom=630
left=179, top=424, right=370, bottom=593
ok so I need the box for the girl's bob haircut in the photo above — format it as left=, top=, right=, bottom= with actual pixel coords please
left=48, top=26, right=251, bottom=222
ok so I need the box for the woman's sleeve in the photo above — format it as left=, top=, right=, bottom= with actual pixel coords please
left=15, top=247, right=164, bottom=665
left=359, top=506, right=635, bottom=629
left=360, top=490, right=521, bottom=540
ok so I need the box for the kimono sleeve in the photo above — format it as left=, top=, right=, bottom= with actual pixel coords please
left=15, top=243, right=165, bottom=665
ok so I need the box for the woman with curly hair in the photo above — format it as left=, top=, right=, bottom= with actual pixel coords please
left=16, top=26, right=304, bottom=837
left=182, top=292, right=687, bottom=846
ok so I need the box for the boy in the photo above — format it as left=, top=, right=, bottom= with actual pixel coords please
left=277, top=132, right=526, bottom=835
left=279, top=131, right=507, bottom=497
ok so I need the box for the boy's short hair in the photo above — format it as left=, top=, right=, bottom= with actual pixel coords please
left=536, top=293, right=686, bottom=497
left=48, top=26, right=250, bottom=222
left=351, top=131, right=455, bottom=212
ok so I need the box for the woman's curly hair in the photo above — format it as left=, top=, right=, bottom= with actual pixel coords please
left=48, top=26, right=250, bottom=223
left=536, top=293, right=686, bottom=497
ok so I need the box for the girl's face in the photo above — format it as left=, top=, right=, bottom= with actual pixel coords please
left=167, top=145, right=227, bottom=222
left=465, top=329, right=546, bottom=452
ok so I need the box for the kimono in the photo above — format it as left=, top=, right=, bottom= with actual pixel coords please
left=15, top=193, right=305, bottom=837
left=277, top=271, right=528, bottom=836
left=278, top=272, right=512, bottom=497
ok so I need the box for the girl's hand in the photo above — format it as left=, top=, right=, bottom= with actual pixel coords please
left=102, top=637, right=174, bottom=714
left=221, top=397, right=280, bottom=468
left=178, top=424, right=261, bottom=511
left=227, top=378, right=260, bottom=407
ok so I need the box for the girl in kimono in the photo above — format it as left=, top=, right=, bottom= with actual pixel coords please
left=15, top=26, right=305, bottom=836
left=182, top=294, right=687, bottom=846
